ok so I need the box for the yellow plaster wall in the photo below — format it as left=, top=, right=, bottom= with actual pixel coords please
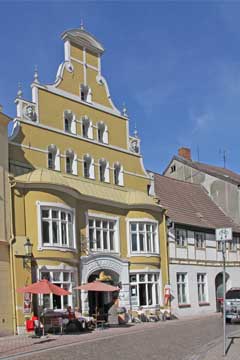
left=37, top=89, right=128, bottom=149
left=0, top=244, right=13, bottom=335
left=87, top=68, right=111, bottom=108
left=70, top=43, right=83, bottom=61
left=86, top=50, right=98, bottom=68
left=58, top=62, right=84, bottom=96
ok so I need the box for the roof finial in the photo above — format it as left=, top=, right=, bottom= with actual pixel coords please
left=33, top=65, right=39, bottom=84
left=134, top=121, right=138, bottom=138
left=17, top=82, right=23, bottom=98
left=80, top=19, right=84, bottom=30
left=122, top=102, right=128, bottom=117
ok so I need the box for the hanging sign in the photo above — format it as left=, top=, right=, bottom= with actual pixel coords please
left=216, top=228, right=232, bottom=241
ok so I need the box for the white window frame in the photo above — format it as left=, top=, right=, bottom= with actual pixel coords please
left=176, top=272, right=189, bottom=305
left=47, top=145, right=60, bottom=171
left=86, top=212, right=120, bottom=254
left=63, top=110, right=76, bottom=134
left=38, top=265, right=77, bottom=310
left=113, top=163, right=124, bottom=186
left=129, top=272, right=160, bottom=308
left=127, top=218, right=159, bottom=256
left=65, top=150, right=77, bottom=175
left=82, top=116, right=93, bottom=139
left=83, top=154, right=95, bottom=179
left=175, top=228, right=187, bottom=247
left=195, top=231, right=206, bottom=249
left=229, top=236, right=238, bottom=251
left=37, top=201, right=76, bottom=251
left=197, top=273, right=208, bottom=303
left=97, top=122, right=109, bottom=144
left=99, top=159, right=110, bottom=183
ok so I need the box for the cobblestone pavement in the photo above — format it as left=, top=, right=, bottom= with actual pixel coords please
left=0, top=314, right=239, bottom=360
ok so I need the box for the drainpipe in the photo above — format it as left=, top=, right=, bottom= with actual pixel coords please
left=9, top=175, right=17, bottom=334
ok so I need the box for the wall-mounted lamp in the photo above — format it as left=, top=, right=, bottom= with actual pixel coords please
left=23, top=238, right=33, bottom=269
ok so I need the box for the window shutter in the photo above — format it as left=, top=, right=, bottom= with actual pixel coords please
left=105, top=161, right=110, bottom=182
left=89, top=157, right=95, bottom=179
left=55, top=149, right=61, bottom=171
left=103, top=125, right=109, bottom=144
left=119, top=166, right=124, bottom=186
left=71, top=118, right=76, bottom=134
left=72, top=154, right=78, bottom=175
left=88, top=121, right=93, bottom=139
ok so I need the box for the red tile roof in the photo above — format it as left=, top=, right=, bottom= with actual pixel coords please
left=154, top=173, right=240, bottom=232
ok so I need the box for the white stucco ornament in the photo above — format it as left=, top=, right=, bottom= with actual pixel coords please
left=23, top=105, right=37, bottom=122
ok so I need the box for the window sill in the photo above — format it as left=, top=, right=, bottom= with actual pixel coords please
left=38, top=246, right=77, bottom=253
left=195, top=247, right=206, bottom=251
left=199, top=302, right=210, bottom=307
left=175, top=245, right=187, bottom=249
left=129, top=253, right=160, bottom=257
left=178, top=303, right=191, bottom=308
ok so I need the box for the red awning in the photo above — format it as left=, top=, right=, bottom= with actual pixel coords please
left=17, top=279, right=71, bottom=295
left=74, top=281, right=119, bottom=292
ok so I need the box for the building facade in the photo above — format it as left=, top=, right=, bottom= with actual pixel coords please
left=0, top=109, right=13, bottom=335
left=164, top=147, right=240, bottom=225
left=154, top=173, right=240, bottom=318
left=9, top=27, right=169, bottom=333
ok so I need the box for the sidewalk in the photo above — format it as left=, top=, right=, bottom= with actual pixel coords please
left=0, top=321, right=163, bottom=360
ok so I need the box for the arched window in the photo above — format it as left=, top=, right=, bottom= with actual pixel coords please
left=97, top=122, right=108, bottom=144
left=80, top=84, right=92, bottom=103
left=82, top=116, right=93, bottom=139
left=83, top=154, right=95, bottom=179
left=66, top=149, right=77, bottom=175
left=64, top=110, right=76, bottom=134
left=114, top=162, right=124, bottom=186
left=99, top=159, right=110, bottom=183
left=48, top=145, right=60, bottom=171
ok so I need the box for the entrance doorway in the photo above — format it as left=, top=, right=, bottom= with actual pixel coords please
left=87, top=269, right=119, bottom=316
left=215, top=272, right=230, bottom=312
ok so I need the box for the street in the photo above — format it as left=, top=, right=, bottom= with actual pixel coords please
left=4, top=315, right=239, bottom=360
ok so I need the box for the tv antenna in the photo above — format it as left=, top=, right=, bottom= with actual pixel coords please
left=219, top=149, right=228, bottom=168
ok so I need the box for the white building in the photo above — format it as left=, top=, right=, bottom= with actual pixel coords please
left=154, top=173, right=240, bottom=318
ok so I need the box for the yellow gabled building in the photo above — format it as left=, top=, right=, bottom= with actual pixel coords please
left=0, top=109, right=13, bottom=335
left=8, top=26, right=169, bottom=333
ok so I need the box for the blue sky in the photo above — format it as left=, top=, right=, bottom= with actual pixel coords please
left=1, top=1, right=240, bottom=173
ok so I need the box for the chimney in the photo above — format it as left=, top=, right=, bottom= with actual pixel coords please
left=0, top=104, right=2, bottom=113
left=178, top=147, right=191, bottom=160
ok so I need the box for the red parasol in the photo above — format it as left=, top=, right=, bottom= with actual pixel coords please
left=17, top=279, right=71, bottom=295
left=17, top=279, right=71, bottom=337
left=74, top=281, right=119, bottom=292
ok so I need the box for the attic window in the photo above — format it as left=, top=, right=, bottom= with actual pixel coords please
left=170, top=165, right=176, bottom=173
left=80, top=84, right=92, bottom=102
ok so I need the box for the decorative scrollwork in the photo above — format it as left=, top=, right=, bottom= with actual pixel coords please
left=23, top=105, right=37, bottom=122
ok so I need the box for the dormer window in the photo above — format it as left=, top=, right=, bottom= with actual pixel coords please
left=97, top=122, right=108, bottom=144
left=83, top=154, right=95, bottom=179
left=114, top=162, right=124, bottom=186
left=80, top=84, right=92, bottom=102
left=99, top=159, right=110, bottom=183
left=64, top=110, right=76, bottom=134
left=66, top=149, right=77, bottom=175
left=82, top=116, right=93, bottom=139
left=170, top=164, right=176, bottom=173
left=48, top=145, right=60, bottom=171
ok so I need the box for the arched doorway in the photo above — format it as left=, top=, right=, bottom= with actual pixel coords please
left=215, top=272, right=230, bottom=312
left=87, top=269, right=119, bottom=316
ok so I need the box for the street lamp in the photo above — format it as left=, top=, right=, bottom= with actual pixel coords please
left=23, top=238, right=33, bottom=269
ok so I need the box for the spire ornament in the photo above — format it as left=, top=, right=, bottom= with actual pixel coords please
left=17, top=82, right=23, bottom=98
left=33, top=65, right=39, bottom=84
left=122, top=102, right=128, bottom=117
left=80, top=19, right=84, bottom=30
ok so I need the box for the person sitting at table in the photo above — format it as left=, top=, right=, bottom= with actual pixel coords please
left=67, top=306, right=75, bottom=321
left=137, top=307, right=149, bottom=322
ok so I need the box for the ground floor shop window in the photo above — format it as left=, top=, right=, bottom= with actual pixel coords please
left=197, top=273, right=207, bottom=303
left=130, top=273, right=159, bottom=307
left=39, top=269, right=76, bottom=309
left=177, top=272, right=188, bottom=305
